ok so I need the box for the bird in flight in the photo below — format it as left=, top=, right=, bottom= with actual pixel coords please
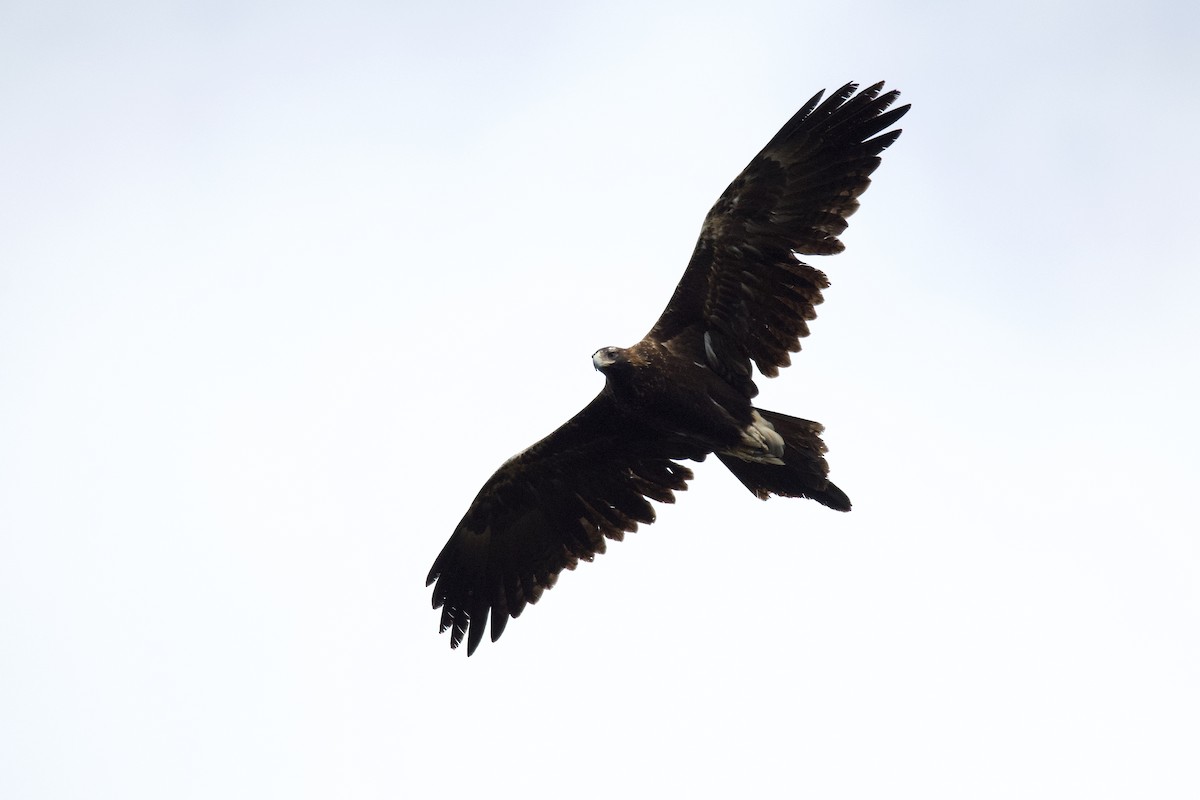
left=428, top=81, right=909, bottom=654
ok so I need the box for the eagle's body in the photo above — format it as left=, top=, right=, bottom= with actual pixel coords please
left=428, top=82, right=909, bottom=654
left=593, top=341, right=755, bottom=457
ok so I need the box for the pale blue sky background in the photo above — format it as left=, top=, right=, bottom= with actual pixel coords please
left=3, top=1, right=1199, bottom=797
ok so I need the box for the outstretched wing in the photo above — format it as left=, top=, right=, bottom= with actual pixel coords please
left=648, top=81, right=909, bottom=397
left=426, top=391, right=705, bottom=655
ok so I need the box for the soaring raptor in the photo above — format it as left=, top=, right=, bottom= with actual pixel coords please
left=428, top=82, right=908, bottom=654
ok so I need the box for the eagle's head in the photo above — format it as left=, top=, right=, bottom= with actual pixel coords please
left=592, top=346, right=629, bottom=374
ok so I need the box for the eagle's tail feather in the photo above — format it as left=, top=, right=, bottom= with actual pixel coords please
left=716, top=408, right=851, bottom=511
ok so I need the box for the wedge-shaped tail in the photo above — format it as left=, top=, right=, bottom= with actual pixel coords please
left=716, top=408, right=851, bottom=511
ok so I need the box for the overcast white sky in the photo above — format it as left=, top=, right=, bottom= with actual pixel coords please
left=3, top=1, right=1199, bottom=797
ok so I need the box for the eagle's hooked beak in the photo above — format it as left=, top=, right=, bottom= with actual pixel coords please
left=592, top=347, right=618, bottom=372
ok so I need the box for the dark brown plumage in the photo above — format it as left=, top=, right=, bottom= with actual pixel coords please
left=428, top=82, right=909, bottom=654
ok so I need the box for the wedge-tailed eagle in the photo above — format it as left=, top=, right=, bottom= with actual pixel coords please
left=428, top=82, right=908, bottom=654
